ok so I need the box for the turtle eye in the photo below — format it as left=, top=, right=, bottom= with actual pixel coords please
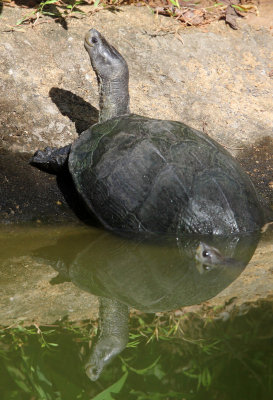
left=91, top=36, right=98, bottom=44
left=202, top=250, right=209, bottom=258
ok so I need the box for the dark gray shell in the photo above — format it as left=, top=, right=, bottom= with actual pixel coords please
left=69, top=114, right=264, bottom=235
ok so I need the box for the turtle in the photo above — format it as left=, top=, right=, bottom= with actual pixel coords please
left=34, top=229, right=259, bottom=380
left=30, top=29, right=265, bottom=235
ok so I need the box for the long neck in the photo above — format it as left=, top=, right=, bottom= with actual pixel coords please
left=98, top=77, right=130, bottom=122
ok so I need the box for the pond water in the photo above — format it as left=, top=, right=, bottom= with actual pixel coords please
left=0, top=224, right=272, bottom=399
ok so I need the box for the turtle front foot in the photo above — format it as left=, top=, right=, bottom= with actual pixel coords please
left=30, top=144, right=71, bottom=173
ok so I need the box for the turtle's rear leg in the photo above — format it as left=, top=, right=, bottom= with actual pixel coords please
left=30, top=144, right=71, bottom=173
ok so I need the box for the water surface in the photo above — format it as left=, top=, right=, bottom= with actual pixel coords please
left=0, top=224, right=272, bottom=399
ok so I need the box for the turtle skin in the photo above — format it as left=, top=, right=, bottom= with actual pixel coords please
left=68, top=114, right=264, bottom=235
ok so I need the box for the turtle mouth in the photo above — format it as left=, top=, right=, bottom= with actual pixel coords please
left=195, top=243, right=203, bottom=262
left=84, top=33, right=94, bottom=49
left=85, top=363, right=100, bottom=381
left=84, top=37, right=94, bottom=49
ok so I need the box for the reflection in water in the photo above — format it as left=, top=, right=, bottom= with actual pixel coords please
left=34, top=230, right=259, bottom=380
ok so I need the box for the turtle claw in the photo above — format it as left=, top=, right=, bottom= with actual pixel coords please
left=30, top=144, right=71, bottom=173
left=32, top=147, right=53, bottom=162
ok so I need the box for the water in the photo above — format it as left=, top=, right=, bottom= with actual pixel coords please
left=0, top=224, right=272, bottom=399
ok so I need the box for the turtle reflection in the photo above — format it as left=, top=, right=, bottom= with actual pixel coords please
left=35, top=231, right=259, bottom=380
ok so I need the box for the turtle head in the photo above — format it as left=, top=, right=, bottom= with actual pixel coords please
left=84, top=29, right=129, bottom=82
left=85, top=335, right=128, bottom=381
left=195, top=242, right=242, bottom=274
left=195, top=242, right=225, bottom=272
left=84, top=28, right=130, bottom=121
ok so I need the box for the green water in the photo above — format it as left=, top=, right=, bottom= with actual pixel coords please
left=0, top=224, right=272, bottom=399
left=1, top=305, right=273, bottom=400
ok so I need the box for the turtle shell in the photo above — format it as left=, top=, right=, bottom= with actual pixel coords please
left=68, top=115, right=263, bottom=235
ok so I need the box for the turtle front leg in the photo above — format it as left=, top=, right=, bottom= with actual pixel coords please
left=30, top=144, right=71, bottom=173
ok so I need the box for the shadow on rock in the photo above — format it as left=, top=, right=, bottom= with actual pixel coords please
left=24, top=87, right=99, bottom=225
left=237, top=136, right=273, bottom=209
left=0, top=148, right=97, bottom=226
left=49, top=87, right=98, bottom=134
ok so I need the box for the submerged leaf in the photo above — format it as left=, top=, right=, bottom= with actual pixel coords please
left=6, top=365, right=31, bottom=393
left=92, top=371, right=128, bottom=400
left=121, top=355, right=161, bottom=375
left=36, top=365, right=52, bottom=387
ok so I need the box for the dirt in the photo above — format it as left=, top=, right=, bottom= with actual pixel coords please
left=245, top=0, right=273, bottom=30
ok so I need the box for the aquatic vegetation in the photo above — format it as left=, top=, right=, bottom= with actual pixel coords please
left=1, top=301, right=273, bottom=399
